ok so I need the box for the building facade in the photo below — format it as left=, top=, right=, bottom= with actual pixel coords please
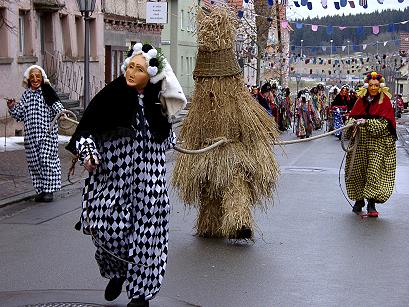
left=0, top=0, right=105, bottom=136
left=161, top=0, right=198, bottom=99
left=103, top=0, right=162, bottom=84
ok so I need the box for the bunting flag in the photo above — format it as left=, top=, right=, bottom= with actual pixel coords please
left=359, top=0, right=368, bottom=8
left=372, top=25, right=380, bottom=35
left=321, top=0, right=328, bottom=8
left=349, top=1, right=355, bottom=8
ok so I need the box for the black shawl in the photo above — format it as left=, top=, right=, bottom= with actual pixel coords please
left=66, top=75, right=171, bottom=155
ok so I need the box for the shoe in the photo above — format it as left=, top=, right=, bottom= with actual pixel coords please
left=34, top=192, right=45, bottom=202
left=352, top=200, right=365, bottom=213
left=127, top=298, right=149, bottom=307
left=42, top=192, right=53, bottom=202
left=229, top=225, right=253, bottom=240
left=367, top=200, right=379, bottom=218
left=104, top=277, right=126, bottom=301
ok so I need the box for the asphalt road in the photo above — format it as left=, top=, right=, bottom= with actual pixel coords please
left=1, top=129, right=408, bottom=307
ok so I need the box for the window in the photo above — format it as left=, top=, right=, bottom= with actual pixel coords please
left=18, top=14, right=24, bottom=53
left=18, top=10, right=32, bottom=55
left=180, top=10, right=184, bottom=30
left=60, top=14, right=72, bottom=57
left=89, top=18, right=97, bottom=58
left=75, top=16, right=84, bottom=57
left=181, top=56, right=184, bottom=76
left=399, top=84, right=403, bottom=94
left=0, top=8, right=8, bottom=57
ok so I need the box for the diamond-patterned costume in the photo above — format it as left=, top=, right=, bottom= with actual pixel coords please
left=75, top=94, right=175, bottom=300
left=9, top=88, right=63, bottom=194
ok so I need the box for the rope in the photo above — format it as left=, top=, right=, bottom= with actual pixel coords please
left=49, top=110, right=78, bottom=133
left=173, top=137, right=230, bottom=154
left=273, top=123, right=355, bottom=146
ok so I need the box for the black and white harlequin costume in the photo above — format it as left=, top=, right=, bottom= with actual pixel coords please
left=9, top=65, right=64, bottom=195
left=66, top=44, right=186, bottom=302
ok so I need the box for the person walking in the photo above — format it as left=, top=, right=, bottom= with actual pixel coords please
left=66, top=43, right=186, bottom=307
left=345, top=72, right=396, bottom=217
left=6, top=65, right=64, bottom=202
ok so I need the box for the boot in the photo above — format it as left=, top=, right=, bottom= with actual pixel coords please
left=42, top=192, right=54, bottom=202
left=34, top=192, right=45, bottom=202
left=367, top=200, right=379, bottom=218
left=127, top=297, right=149, bottom=307
left=352, top=200, right=365, bottom=213
left=104, top=277, right=126, bottom=301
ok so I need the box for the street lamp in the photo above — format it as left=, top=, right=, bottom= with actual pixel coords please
left=300, top=39, right=304, bottom=58
left=235, top=33, right=245, bottom=69
left=330, top=39, right=333, bottom=61
left=347, top=40, right=350, bottom=59
left=76, top=0, right=96, bottom=109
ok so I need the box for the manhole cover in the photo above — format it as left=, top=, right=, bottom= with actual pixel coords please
left=24, top=304, right=104, bottom=307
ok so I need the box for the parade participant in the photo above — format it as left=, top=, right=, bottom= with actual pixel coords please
left=331, top=85, right=350, bottom=139
left=317, top=83, right=328, bottom=126
left=345, top=72, right=396, bottom=217
left=332, top=84, right=350, bottom=108
left=6, top=65, right=64, bottom=202
left=66, top=43, right=186, bottom=307
left=172, top=7, right=280, bottom=240
left=295, top=90, right=313, bottom=139
left=257, top=82, right=273, bottom=116
left=309, top=86, right=322, bottom=130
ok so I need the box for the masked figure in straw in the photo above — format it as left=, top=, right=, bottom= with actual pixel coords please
left=172, top=7, right=280, bottom=240
left=345, top=72, right=396, bottom=218
left=6, top=65, right=65, bottom=202
left=66, top=43, right=186, bottom=307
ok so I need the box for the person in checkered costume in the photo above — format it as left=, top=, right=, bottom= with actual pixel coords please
left=6, top=65, right=64, bottom=202
left=66, top=43, right=186, bottom=307
left=345, top=72, right=397, bottom=218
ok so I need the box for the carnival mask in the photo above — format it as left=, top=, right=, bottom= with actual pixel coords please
left=125, top=55, right=149, bottom=90
left=29, top=68, right=43, bottom=90
left=368, top=79, right=380, bottom=97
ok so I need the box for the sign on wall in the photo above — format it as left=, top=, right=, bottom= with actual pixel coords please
left=146, top=2, right=168, bottom=24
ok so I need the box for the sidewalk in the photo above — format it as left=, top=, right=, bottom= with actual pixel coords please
left=0, top=137, right=83, bottom=208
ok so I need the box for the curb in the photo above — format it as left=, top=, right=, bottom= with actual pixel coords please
left=0, top=179, right=82, bottom=209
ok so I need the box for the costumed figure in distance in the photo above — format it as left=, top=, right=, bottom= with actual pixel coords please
left=6, top=65, right=65, bottom=202
left=345, top=72, right=396, bottom=217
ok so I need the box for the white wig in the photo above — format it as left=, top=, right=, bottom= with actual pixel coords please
left=23, top=65, right=50, bottom=87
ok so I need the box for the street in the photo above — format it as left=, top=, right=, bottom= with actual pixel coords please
left=1, top=128, right=409, bottom=307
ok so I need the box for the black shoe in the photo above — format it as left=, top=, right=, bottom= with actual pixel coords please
left=367, top=200, right=379, bottom=218
left=104, top=277, right=126, bottom=301
left=42, top=192, right=53, bottom=202
left=127, top=298, right=149, bottom=307
left=352, top=200, right=365, bottom=213
left=229, top=225, right=253, bottom=240
left=34, top=192, right=45, bottom=202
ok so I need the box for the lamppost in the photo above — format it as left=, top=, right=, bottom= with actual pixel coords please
left=300, top=39, right=304, bottom=58
left=235, top=33, right=245, bottom=70
left=330, top=39, right=333, bottom=61
left=76, top=0, right=96, bottom=110
left=347, top=40, right=350, bottom=59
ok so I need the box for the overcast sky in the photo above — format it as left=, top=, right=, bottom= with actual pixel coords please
left=287, top=0, right=409, bottom=20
